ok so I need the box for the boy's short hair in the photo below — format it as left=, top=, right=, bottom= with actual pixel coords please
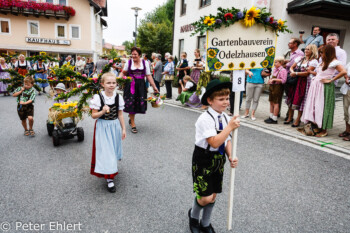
left=274, top=56, right=285, bottom=64
left=24, top=76, right=35, bottom=85
left=183, top=75, right=191, bottom=81
left=208, top=88, right=230, bottom=100
left=181, top=52, right=187, bottom=58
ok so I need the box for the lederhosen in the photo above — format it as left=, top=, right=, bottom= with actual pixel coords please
left=91, top=94, right=121, bottom=179
left=17, top=91, right=34, bottom=121
left=269, top=69, right=284, bottom=104
left=192, top=111, right=229, bottom=197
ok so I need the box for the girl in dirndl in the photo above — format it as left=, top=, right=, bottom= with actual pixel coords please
left=34, top=60, right=49, bottom=95
left=265, top=57, right=287, bottom=124
left=186, top=49, right=205, bottom=108
left=90, top=72, right=126, bottom=193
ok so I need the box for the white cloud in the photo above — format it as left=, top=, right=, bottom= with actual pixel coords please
left=103, top=0, right=168, bottom=46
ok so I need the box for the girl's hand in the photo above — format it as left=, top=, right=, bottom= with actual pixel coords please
left=153, top=86, right=159, bottom=94
left=321, top=79, right=332, bottom=84
left=228, top=157, right=238, bottom=168
left=122, top=129, right=126, bottom=140
left=102, top=105, right=110, bottom=113
left=290, top=72, right=296, bottom=77
left=228, top=115, right=240, bottom=131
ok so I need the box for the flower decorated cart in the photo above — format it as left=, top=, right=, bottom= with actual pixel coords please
left=47, top=101, right=88, bottom=146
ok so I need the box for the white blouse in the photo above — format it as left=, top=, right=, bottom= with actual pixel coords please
left=89, top=92, right=125, bottom=110
left=123, top=60, right=151, bottom=75
left=185, top=81, right=194, bottom=89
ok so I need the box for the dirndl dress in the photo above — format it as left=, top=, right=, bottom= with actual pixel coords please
left=0, top=64, right=10, bottom=93
left=35, top=64, right=49, bottom=88
left=91, top=93, right=123, bottom=179
left=123, top=59, right=147, bottom=114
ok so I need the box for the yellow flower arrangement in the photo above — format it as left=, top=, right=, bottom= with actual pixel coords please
left=250, top=61, right=256, bottom=68
left=267, top=47, right=275, bottom=56
left=262, top=60, right=269, bottom=68
left=244, top=6, right=260, bottom=27
left=208, top=49, right=217, bottom=59
left=53, top=103, right=61, bottom=107
left=203, top=16, right=215, bottom=26
left=239, top=62, right=245, bottom=69
left=39, top=51, right=47, bottom=56
left=214, top=62, right=223, bottom=70
left=277, top=19, right=284, bottom=29
left=228, top=62, right=234, bottom=69
left=66, top=77, right=71, bottom=81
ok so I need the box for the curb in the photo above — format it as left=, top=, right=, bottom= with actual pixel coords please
left=163, top=101, right=350, bottom=157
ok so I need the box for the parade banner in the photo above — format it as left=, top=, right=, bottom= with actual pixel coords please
left=206, top=23, right=277, bottom=72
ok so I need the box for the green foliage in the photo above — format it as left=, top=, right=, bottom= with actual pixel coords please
left=137, top=0, right=174, bottom=58
left=122, top=40, right=134, bottom=54
left=108, top=48, right=119, bottom=59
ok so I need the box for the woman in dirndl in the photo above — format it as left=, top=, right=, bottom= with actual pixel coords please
left=118, top=47, right=159, bottom=134
left=301, top=45, right=346, bottom=137
left=0, top=57, right=10, bottom=96
left=15, top=54, right=31, bottom=76
left=34, top=60, right=49, bottom=95
left=288, top=44, right=319, bottom=127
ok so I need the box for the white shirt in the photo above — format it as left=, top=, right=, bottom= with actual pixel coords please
left=34, top=63, right=48, bottom=71
left=195, top=107, right=232, bottom=151
left=89, top=92, right=125, bottom=110
left=340, top=62, right=350, bottom=94
left=123, top=60, right=151, bottom=75
left=185, top=81, right=194, bottom=89
left=75, top=60, right=85, bottom=70
left=15, top=60, right=31, bottom=69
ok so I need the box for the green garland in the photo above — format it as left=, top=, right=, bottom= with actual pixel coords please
left=1, top=53, right=19, bottom=63
left=26, top=52, right=57, bottom=63
left=54, top=57, right=121, bottom=117
left=3, top=69, right=41, bottom=92
left=191, top=6, right=292, bottom=36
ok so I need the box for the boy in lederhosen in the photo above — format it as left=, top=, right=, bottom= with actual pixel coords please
left=12, top=77, right=37, bottom=136
left=189, top=79, right=240, bottom=233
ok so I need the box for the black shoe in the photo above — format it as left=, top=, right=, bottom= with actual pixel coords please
left=188, top=209, right=200, bottom=233
left=200, top=222, right=216, bottom=233
left=107, top=181, right=116, bottom=193
left=278, top=113, right=281, bottom=118
left=291, top=123, right=300, bottom=128
left=264, top=117, right=272, bottom=123
left=284, top=120, right=292, bottom=125
left=265, top=118, right=277, bottom=124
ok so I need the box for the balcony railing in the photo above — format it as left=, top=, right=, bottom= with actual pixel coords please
left=0, top=6, right=70, bottom=20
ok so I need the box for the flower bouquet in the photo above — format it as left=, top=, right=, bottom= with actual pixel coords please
left=116, top=76, right=132, bottom=89
left=146, top=95, right=166, bottom=108
left=49, top=101, right=79, bottom=123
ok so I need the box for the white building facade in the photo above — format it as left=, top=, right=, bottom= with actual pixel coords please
left=173, top=0, right=350, bottom=63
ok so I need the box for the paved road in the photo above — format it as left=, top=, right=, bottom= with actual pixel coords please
left=0, top=95, right=349, bottom=233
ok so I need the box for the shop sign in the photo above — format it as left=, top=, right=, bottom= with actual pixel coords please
left=180, top=24, right=195, bottom=33
left=25, top=37, right=71, bottom=45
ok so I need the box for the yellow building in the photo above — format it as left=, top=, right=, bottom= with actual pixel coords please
left=0, top=0, right=108, bottom=61
left=102, top=42, right=127, bottom=57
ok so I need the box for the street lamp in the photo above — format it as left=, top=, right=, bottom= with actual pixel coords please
left=131, top=7, right=142, bottom=47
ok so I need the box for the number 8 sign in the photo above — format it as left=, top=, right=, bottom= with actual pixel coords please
left=232, top=70, right=245, bottom=92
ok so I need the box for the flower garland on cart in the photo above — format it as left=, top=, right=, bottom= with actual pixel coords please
left=54, top=58, right=132, bottom=117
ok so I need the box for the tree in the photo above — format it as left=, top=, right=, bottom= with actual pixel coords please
left=137, top=0, right=174, bottom=59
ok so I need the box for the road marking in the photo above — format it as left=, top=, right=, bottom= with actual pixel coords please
left=164, top=102, right=350, bottom=161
